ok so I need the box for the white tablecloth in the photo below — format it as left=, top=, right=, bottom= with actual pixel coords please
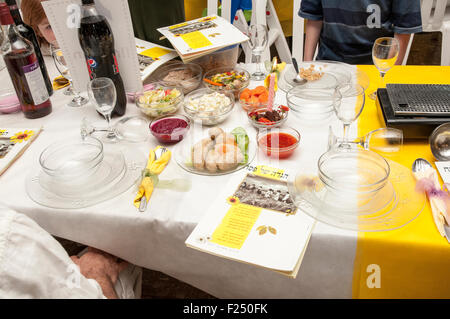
left=0, top=58, right=359, bottom=298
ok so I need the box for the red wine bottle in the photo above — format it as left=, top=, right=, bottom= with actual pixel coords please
left=78, top=0, right=127, bottom=117
left=0, top=3, right=52, bottom=119
left=5, top=0, right=53, bottom=97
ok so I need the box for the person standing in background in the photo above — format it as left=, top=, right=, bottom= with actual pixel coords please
left=127, top=0, right=185, bottom=47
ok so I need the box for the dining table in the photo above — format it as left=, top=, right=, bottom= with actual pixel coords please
left=1, top=56, right=450, bottom=299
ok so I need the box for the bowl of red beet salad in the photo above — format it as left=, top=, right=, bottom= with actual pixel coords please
left=247, top=105, right=289, bottom=129
left=149, top=114, right=191, bottom=144
left=257, top=127, right=301, bottom=159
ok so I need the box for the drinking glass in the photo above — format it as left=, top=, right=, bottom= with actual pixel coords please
left=51, top=44, right=88, bottom=106
left=369, top=37, right=399, bottom=100
left=87, top=77, right=117, bottom=143
left=333, top=83, right=365, bottom=146
left=247, top=24, right=269, bottom=81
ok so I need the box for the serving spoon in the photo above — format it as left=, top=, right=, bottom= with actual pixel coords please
left=412, top=158, right=450, bottom=242
left=291, top=58, right=307, bottom=85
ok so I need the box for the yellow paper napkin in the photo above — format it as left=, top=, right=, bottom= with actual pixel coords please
left=52, top=76, right=70, bottom=90
left=133, top=146, right=171, bottom=209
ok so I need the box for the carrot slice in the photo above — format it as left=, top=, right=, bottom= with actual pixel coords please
left=203, top=78, right=224, bottom=86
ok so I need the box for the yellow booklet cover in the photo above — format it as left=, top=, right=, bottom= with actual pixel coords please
left=185, top=164, right=315, bottom=278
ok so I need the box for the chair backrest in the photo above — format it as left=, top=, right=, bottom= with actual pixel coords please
left=421, top=0, right=449, bottom=32
left=207, top=0, right=232, bottom=22
left=292, top=0, right=304, bottom=62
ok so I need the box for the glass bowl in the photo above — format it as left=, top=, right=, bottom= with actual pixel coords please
left=247, top=106, right=289, bottom=129
left=257, top=127, right=301, bottom=159
left=239, top=85, right=270, bottom=111
left=191, top=44, right=239, bottom=73
left=203, top=66, right=250, bottom=100
left=287, top=86, right=335, bottom=115
left=318, top=148, right=390, bottom=196
left=39, top=136, right=104, bottom=180
left=0, top=88, right=20, bottom=114
left=135, top=82, right=184, bottom=118
left=184, top=88, right=235, bottom=126
left=153, top=62, right=203, bottom=94
left=149, top=114, right=191, bottom=144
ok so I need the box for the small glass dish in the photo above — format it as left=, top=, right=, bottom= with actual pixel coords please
left=149, top=114, right=191, bottom=144
left=287, top=86, right=335, bottom=113
left=0, top=88, right=20, bottom=114
left=184, top=88, right=235, bottom=126
left=239, top=85, right=269, bottom=111
left=257, top=127, right=301, bottom=159
left=203, top=66, right=250, bottom=100
left=247, top=106, right=289, bottom=129
left=39, top=136, right=104, bottom=180
left=153, top=62, right=203, bottom=94
left=135, top=82, right=184, bottom=118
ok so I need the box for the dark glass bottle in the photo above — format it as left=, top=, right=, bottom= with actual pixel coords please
left=0, top=3, right=52, bottom=119
left=5, top=0, right=53, bottom=97
left=78, top=0, right=127, bottom=117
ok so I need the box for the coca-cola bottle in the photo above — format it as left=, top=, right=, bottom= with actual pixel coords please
left=5, top=0, right=53, bottom=97
left=78, top=0, right=126, bottom=117
left=0, top=3, right=52, bottom=119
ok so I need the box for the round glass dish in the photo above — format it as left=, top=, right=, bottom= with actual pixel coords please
left=153, top=62, right=203, bottom=94
left=318, top=148, right=390, bottom=196
left=0, top=88, right=20, bottom=114
left=247, top=106, right=289, bottom=129
left=135, top=82, right=184, bottom=118
left=257, top=127, right=301, bottom=159
left=149, top=114, right=191, bottom=144
left=39, top=136, right=104, bottom=180
left=239, top=85, right=269, bottom=111
left=203, top=66, right=250, bottom=100
left=287, top=86, right=336, bottom=118
left=184, top=88, right=235, bottom=126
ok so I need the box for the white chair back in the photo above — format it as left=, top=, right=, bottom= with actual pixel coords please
left=207, top=0, right=232, bottom=22
left=421, top=0, right=449, bottom=32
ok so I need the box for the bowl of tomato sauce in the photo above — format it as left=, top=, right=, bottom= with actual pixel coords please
left=257, top=127, right=301, bottom=159
left=149, top=114, right=191, bottom=144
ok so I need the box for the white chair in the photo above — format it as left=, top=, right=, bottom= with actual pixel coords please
left=420, top=0, right=450, bottom=66
left=207, top=0, right=292, bottom=64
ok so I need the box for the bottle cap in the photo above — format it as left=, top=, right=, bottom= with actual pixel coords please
left=0, top=3, right=14, bottom=26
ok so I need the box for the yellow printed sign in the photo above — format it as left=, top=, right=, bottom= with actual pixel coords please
left=253, top=165, right=285, bottom=181
left=211, top=204, right=262, bottom=250
left=140, top=47, right=171, bottom=59
left=180, top=31, right=212, bottom=50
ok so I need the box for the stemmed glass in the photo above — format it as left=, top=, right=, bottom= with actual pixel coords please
left=247, top=24, right=268, bottom=80
left=369, top=37, right=399, bottom=100
left=50, top=44, right=88, bottom=106
left=87, top=77, right=117, bottom=143
left=333, top=83, right=366, bottom=147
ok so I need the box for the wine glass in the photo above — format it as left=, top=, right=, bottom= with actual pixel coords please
left=51, top=44, right=88, bottom=107
left=369, top=37, right=399, bottom=100
left=333, top=83, right=365, bottom=147
left=328, top=126, right=403, bottom=153
left=87, top=77, right=117, bottom=143
left=247, top=24, right=269, bottom=81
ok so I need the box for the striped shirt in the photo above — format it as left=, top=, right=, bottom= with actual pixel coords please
left=299, top=0, right=423, bottom=64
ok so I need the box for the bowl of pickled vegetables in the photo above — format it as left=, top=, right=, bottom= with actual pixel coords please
left=135, top=82, right=184, bottom=118
left=203, top=67, right=250, bottom=100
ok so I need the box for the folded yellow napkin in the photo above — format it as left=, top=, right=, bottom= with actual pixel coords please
left=52, top=75, right=70, bottom=90
left=133, top=146, right=171, bottom=209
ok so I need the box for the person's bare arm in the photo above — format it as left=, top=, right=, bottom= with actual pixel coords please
left=304, top=19, right=323, bottom=61
left=394, top=33, right=412, bottom=65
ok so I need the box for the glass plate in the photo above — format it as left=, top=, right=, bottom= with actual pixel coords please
left=287, top=159, right=426, bottom=231
left=115, top=116, right=149, bottom=143
left=26, top=146, right=146, bottom=209
left=174, top=131, right=257, bottom=176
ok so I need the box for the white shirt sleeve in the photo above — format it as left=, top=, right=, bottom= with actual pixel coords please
left=0, top=206, right=106, bottom=299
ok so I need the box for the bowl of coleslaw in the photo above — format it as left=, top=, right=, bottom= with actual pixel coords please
left=183, top=88, right=235, bottom=126
left=135, top=82, right=184, bottom=118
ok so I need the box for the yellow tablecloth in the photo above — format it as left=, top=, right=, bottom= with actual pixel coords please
left=353, top=65, right=450, bottom=299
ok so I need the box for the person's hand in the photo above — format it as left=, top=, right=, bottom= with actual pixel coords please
left=70, top=247, right=128, bottom=298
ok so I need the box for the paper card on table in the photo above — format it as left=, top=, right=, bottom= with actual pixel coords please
left=186, top=165, right=315, bottom=278
left=0, top=128, right=42, bottom=176
left=42, top=0, right=142, bottom=93
left=435, top=161, right=450, bottom=184
left=135, top=38, right=177, bottom=80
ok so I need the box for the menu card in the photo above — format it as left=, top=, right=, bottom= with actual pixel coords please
left=157, top=15, right=248, bottom=63
left=0, top=128, right=42, bottom=176
left=185, top=165, right=315, bottom=278
left=135, top=38, right=177, bottom=80
left=42, top=0, right=142, bottom=93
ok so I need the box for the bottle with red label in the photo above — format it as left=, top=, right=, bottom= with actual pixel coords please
left=0, top=3, right=52, bottom=119
left=78, top=0, right=126, bottom=117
